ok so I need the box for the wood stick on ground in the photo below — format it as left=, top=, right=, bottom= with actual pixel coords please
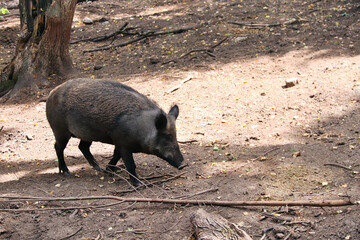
left=83, top=35, right=148, bottom=53
left=0, top=195, right=353, bottom=212
left=166, top=76, right=193, bottom=94
left=251, top=147, right=281, bottom=161
left=324, top=163, right=352, bottom=171
left=83, top=24, right=200, bottom=52
left=261, top=212, right=292, bottom=222
left=71, top=22, right=129, bottom=44
left=109, top=24, right=201, bottom=38
left=0, top=201, right=126, bottom=212
left=163, top=37, right=228, bottom=64
left=173, top=188, right=219, bottom=199
left=110, top=171, right=187, bottom=195
left=94, top=229, right=103, bottom=240
left=284, top=227, right=296, bottom=240
left=178, top=139, right=198, bottom=144
left=228, top=18, right=298, bottom=28
left=59, top=226, right=83, bottom=240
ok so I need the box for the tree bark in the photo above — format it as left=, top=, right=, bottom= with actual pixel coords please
left=190, top=209, right=253, bottom=240
left=0, top=0, right=77, bottom=102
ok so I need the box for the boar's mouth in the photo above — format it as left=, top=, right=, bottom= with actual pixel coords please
left=157, top=153, right=185, bottom=169
left=177, top=162, right=188, bottom=169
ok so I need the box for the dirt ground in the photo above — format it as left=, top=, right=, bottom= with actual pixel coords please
left=1, top=0, right=360, bottom=239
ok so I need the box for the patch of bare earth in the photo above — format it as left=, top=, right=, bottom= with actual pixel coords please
left=1, top=0, right=360, bottom=239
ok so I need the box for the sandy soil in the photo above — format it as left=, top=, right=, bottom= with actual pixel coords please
left=0, top=0, right=360, bottom=239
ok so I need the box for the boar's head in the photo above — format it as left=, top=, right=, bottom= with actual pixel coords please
left=152, top=105, right=185, bottom=169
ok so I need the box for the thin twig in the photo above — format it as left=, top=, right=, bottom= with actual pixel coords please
left=163, top=37, right=228, bottom=64
left=284, top=227, right=296, bottom=240
left=94, top=229, right=103, bottom=240
left=71, top=22, right=129, bottom=44
left=261, top=212, right=292, bottom=222
left=228, top=18, right=299, bottom=27
left=260, top=227, right=274, bottom=240
left=83, top=24, right=200, bottom=52
left=59, top=226, right=83, bottom=240
left=178, top=139, right=198, bottom=144
left=166, top=76, right=193, bottom=94
left=83, top=35, right=148, bottom=53
left=173, top=188, right=218, bottom=199
left=111, top=171, right=187, bottom=195
left=324, top=163, right=352, bottom=171
left=251, top=147, right=281, bottom=161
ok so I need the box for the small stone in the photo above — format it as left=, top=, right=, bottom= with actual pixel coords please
left=82, top=17, right=94, bottom=24
left=285, top=78, right=299, bottom=88
left=26, top=134, right=34, bottom=140
left=94, top=65, right=103, bottom=70
left=234, top=36, right=248, bottom=42
left=275, top=233, right=285, bottom=238
left=293, top=151, right=301, bottom=158
left=292, top=232, right=301, bottom=239
left=149, top=58, right=160, bottom=64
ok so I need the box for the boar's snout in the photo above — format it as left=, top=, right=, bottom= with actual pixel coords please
left=177, top=162, right=188, bottom=170
left=160, top=147, right=185, bottom=170
left=167, top=152, right=185, bottom=169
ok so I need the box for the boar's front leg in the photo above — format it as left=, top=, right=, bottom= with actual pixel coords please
left=120, top=149, right=141, bottom=187
left=78, top=140, right=102, bottom=172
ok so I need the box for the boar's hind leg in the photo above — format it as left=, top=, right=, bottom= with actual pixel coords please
left=54, top=135, right=71, bottom=175
left=106, top=148, right=122, bottom=173
left=78, top=140, right=102, bottom=171
left=120, top=149, right=141, bottom=187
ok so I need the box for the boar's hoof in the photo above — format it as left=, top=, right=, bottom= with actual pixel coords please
left=130, top=178, right=143, bottom=188
left=178, top=163, right=188, bottom=170
left=61, top=171, right=71, bottom=176
left=93, top=165, right=103, bottom=172
left=105, top=165, right=117, bottom=175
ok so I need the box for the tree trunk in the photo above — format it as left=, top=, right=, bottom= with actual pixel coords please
left=0, top=0, right=77, bottom=102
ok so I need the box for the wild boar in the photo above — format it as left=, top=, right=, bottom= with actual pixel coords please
left=46, top=78, right=185, bottom=186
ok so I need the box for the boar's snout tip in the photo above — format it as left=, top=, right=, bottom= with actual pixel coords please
left=178, top=163, right=188, bottom=170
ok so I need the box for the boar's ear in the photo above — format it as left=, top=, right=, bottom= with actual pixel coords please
left=155, top=112, right=168, bottom=130
left=169, top=105, right=179, bottom=120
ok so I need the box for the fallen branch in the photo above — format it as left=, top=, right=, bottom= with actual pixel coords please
left=60, top=226, right=83, bottom=240
left=166, top=76, right=193, bottom=94
left=228, top=18, right=299, bottom=28
left=261, top=212, right=292, bottom=222
left=83, top=24, right=200, bottom=52
left=83, top=35, right=148, bottom=53
left=284, top=227, right=296, bottom=240
left=251, top=147, right=281, bottom=161
left=178, top=139, right=198, bottom=144
left=260, top=227, right=274, bottom=240
left=94, top=230, right=103, bottom=240
left=110, top=171, right=187, bottom=195
left=71, top=22, right=129, bottom=44
left=0, top=195, right=354, bottom=212
left=163, top=37, right=228, bottom=64
left=151, top=24, right=201, bottom=36
left=0, top=201, right=126, bottom=212
left=324, top=163, right=352, bottom=171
